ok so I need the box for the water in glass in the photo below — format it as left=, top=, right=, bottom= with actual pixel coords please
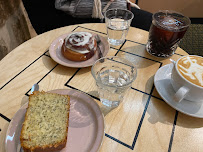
left=96, top=69, right=131, bottom=107
left=107, top=18, right=129, bottom=46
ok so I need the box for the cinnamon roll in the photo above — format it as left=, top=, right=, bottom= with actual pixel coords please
left=61, top=32, right=97, bottom=61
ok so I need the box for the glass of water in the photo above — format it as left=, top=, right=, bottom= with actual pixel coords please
left=91, top=56, right=137, bottom=107
left=104, top=9, right=134, bottom=46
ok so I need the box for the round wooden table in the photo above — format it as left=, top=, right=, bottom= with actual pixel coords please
left=0, top=23, right=202, bottom=152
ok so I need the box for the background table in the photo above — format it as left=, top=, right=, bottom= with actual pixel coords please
left=0, top=23, right=202, bottom=152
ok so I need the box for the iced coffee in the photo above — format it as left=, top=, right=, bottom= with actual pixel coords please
left=146, top=10, right=190, bottom=58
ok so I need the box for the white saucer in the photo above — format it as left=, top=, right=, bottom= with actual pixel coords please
left=154, top=63, right=203, bottom=118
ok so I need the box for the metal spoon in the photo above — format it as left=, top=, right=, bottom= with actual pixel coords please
left=95, top=35, right=103, bottom=58
left=170, top=58, right=176, bottom=65
left=30, top=83, right=39, bottom=94
left=19, top=147, right=23, bottom=152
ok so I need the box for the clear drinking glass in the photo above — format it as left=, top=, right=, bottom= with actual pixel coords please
left=104, top=9, right=134, bottom=46
left=146, top=10, right=191, bottom=58
left=91, top=56, right=137, bottom=107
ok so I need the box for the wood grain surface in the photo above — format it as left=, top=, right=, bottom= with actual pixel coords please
left=0, top=23, right=202, bottom=152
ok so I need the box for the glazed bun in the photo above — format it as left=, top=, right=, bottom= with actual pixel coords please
left=61, top=32, right=97, bottom=62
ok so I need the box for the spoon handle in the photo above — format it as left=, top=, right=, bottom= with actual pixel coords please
left=30, top=83, right=39, bottom=94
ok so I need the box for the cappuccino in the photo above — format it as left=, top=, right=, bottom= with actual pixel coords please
left=177, top=55, right=203, bottom=87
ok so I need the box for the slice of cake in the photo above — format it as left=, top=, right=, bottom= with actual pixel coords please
left=20, top=91, right=70, bottom=152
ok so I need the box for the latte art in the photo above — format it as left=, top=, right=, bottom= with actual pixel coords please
left=177, top=56, right=203, bottom=87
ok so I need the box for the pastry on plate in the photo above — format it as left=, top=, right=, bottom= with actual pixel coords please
left=61, top=31, right=97, bottom=62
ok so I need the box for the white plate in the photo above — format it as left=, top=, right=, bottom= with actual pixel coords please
left=154, top=63, right=203, bottom=118
left=49, top=32, right=110, bottom=68
left=5, top=89, right=105, bottom=152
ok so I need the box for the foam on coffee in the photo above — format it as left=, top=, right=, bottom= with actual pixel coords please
left=177, top=56, right=203, bottom=87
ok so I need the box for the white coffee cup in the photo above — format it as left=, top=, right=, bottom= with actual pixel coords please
left=171, top=55, right=203, bottom=103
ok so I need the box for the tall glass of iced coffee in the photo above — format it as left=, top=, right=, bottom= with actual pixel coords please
left=146, top=10, right=190, bottom=58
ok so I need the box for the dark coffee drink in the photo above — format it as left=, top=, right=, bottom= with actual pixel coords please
left=146, top=10, right=190, bottom=58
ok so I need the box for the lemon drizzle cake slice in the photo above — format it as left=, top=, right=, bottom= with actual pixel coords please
left=20, top=91, right=70, bottom=152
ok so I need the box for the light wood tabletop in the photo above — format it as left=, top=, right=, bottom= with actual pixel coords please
left=0, top=23, right=203, bottom=152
